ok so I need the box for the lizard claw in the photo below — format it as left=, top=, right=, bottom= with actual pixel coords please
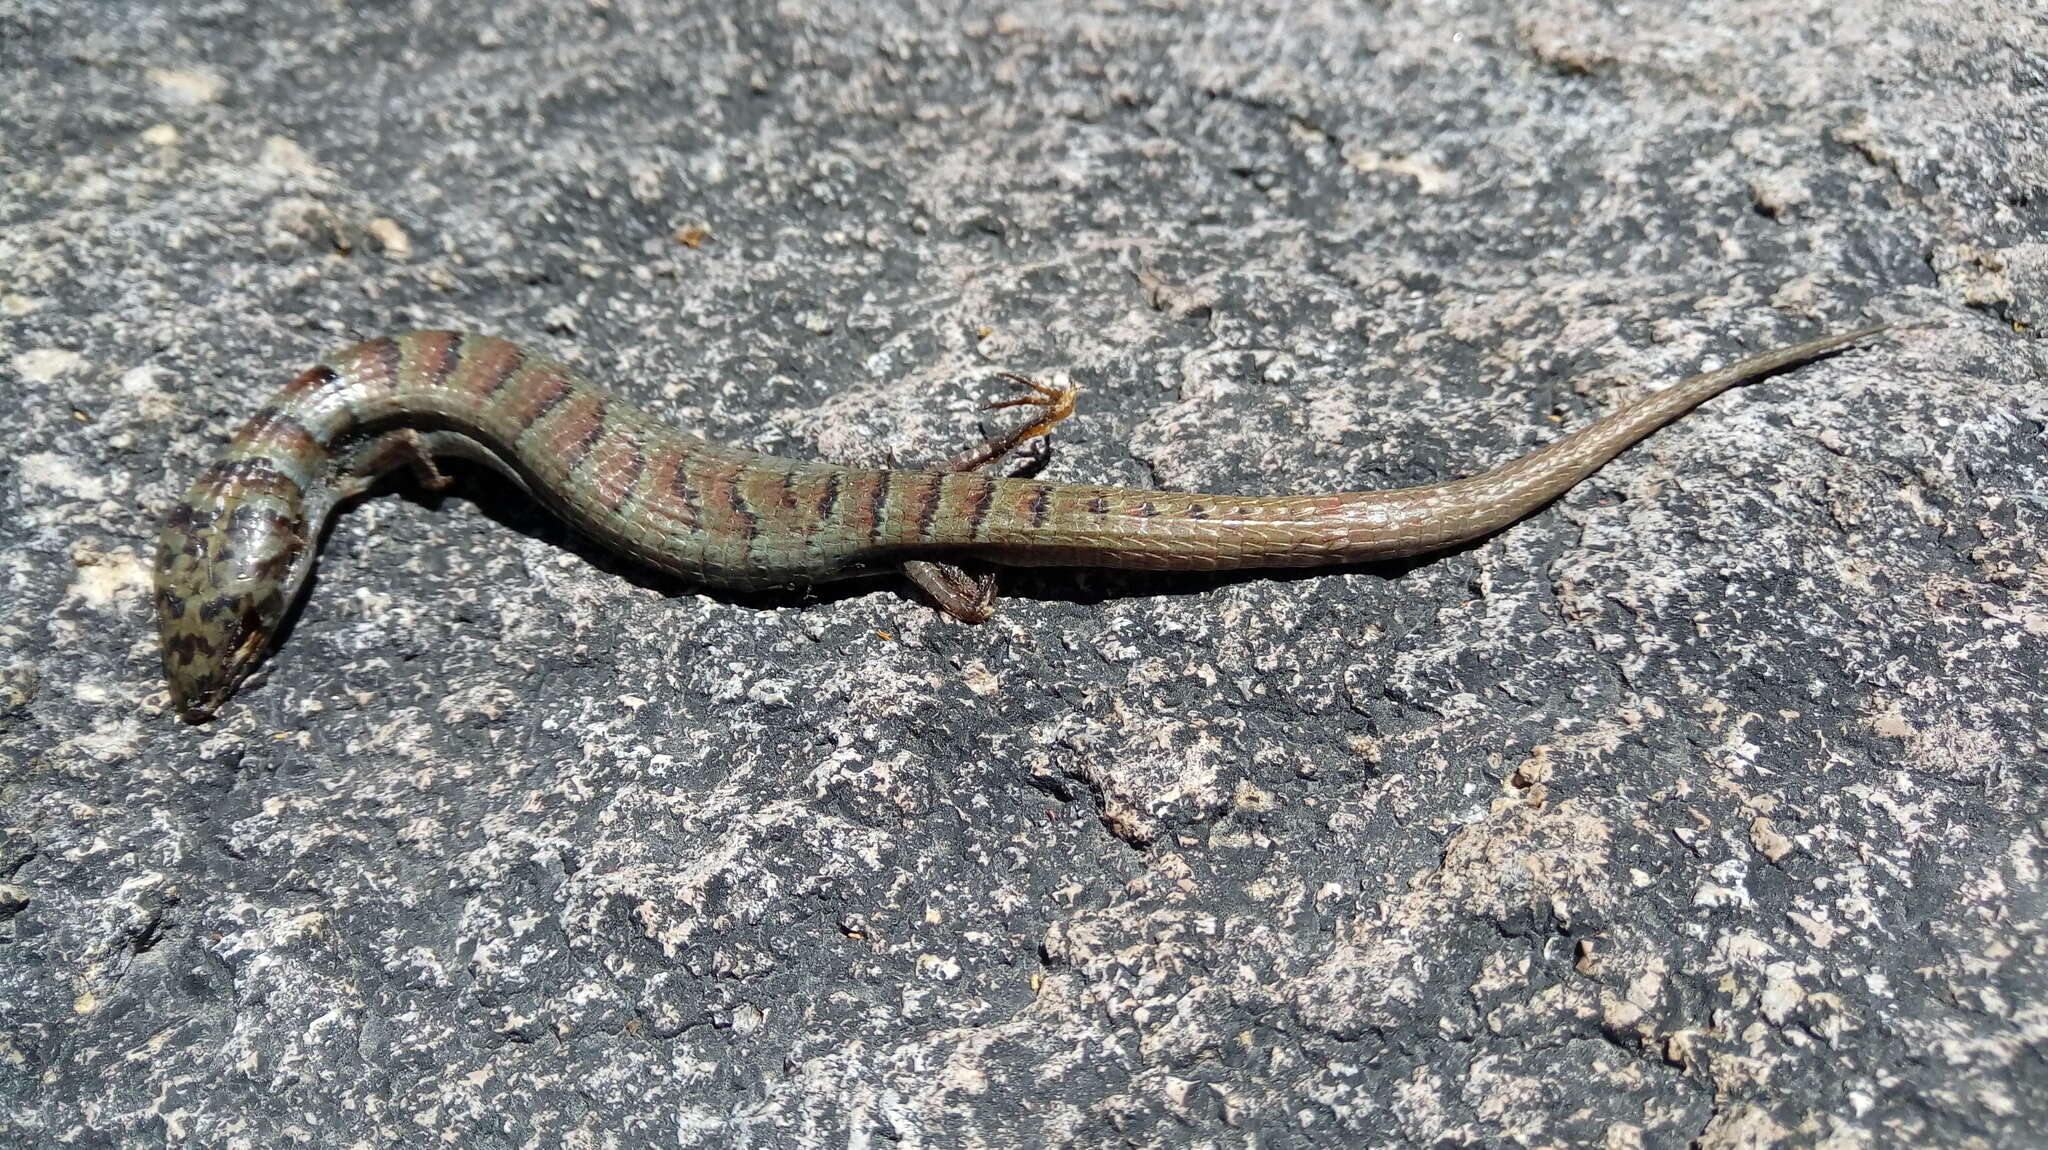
left=982, top=371, right=1078, bottom=443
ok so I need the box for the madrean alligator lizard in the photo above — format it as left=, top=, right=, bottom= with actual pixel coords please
left=156, top=324, right=1885, bottom=722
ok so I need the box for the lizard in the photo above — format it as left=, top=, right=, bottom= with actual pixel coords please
left=155, top=322, right=1886, bottom=722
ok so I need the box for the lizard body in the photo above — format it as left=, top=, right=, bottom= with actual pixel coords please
left=156, top=324, right=1885, bottom=721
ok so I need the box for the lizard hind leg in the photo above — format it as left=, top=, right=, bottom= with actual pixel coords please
left=901, top=370, right=1080, bottom=622
left=332, top=428, right=454, bottom=502
left=902, top=560, right=998, bottom=623
left=937, top=370, right=1079, bottom=473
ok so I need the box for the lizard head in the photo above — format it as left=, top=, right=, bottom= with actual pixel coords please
left=156, top=460, right=311, bottom=723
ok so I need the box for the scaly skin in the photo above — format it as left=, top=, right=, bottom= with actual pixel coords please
left=156, top=324, right=1887, bottom=722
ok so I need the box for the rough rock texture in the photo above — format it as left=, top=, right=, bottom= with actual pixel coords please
left=2, top=1, right=2043, bottom=1146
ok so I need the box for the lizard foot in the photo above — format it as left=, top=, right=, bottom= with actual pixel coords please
left=903, top=559, right=998, bottom=623
left=938, top=371, right=1080, bottom=474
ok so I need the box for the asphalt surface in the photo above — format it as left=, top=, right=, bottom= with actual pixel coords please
left=3, top=1, right=2043, bottom=1146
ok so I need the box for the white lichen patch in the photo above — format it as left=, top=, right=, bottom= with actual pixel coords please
left=11, top=347, right=86, bottom=382
left=20, top=453, right=118, bottom=501
left=145, top=67, right=225, bottom=104
left=65, top=545, right=152, bottom=612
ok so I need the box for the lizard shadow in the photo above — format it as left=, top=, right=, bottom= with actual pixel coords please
left=411, top=461, right=1465, bottom=611
left=984, top=550, right=1449, bottom=614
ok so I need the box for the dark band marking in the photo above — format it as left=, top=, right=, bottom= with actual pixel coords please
left=615, top=441, right=646, bottom=506
left=1088, top=494, right=1109, bottom=515
left=913, top=473, right=943, bottom=540
left=372, top=336, right=404, bottom=394
left=967, top=475, right=996, bottom=539
left=817, top=471, right=842, bottom=524
left=669, top=461, right=701, bottom=534
left=426, top=331, right=464, bottom=393
left=1028, top=483, right=1051, bottom=529
left=512, top=373, right=572, bottom=438
left=280, top=364, right=339, bottom=399
left=728, top=464, right=759, bottom=543
left=1186, top=503, right=1208, bottom=520
left=1136, top=501, right=1157, bottom=518
left=868, top=469, right=893, bottom=542
left=532, top=380, right=574, bottom=426
left=562, top=398, right=610, bottom=475
left=235, top=405, right=323, bottom=457
left=475, top=340, right=528, bottom=400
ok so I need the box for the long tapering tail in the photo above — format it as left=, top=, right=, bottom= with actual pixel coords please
left=947, top=323, right=1891, bottom=571
left=1377, top=321, right=1892, bottom=555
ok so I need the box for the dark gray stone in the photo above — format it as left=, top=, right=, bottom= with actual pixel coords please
left=2, top=1, right=2042, bottom=1146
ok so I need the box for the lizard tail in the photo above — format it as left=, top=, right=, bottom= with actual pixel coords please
left=1355, top=322, right=1892, bottom=558
left=944, top=323, right=1890, bottom=571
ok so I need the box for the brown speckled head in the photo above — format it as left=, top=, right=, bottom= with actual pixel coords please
left=155, top=457, right=310, bottom=722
